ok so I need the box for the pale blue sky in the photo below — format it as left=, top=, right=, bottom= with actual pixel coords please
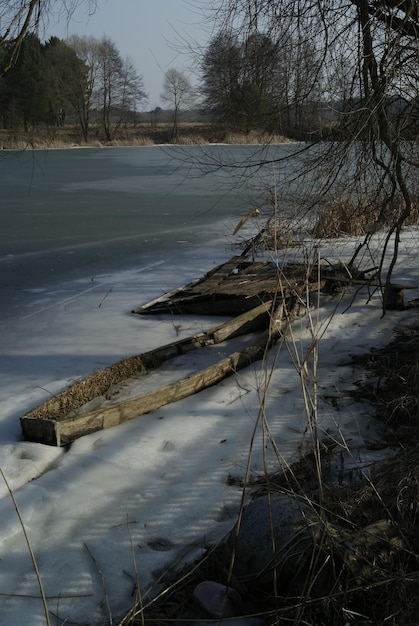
left=48, top=0, right=209, bottom=109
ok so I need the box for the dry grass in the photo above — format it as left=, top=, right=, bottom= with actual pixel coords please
left=223, top=130, right=293, bottom=144
left=122, top=453, right=419, bottom=625
left=121, top=317, right=419, bottom=626
left=26, top=356, right=148, bottom=420
left=312, top=194, right=419, bottom=238
left=0, top=124, right=293, bottom=150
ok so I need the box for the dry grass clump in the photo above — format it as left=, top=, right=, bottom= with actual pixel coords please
left=223, top=130, right=292, bottom=144
left=0, top=135, right=40, bottom=150
left=312, top=194, right=419, bottom=238
left=123, top=447, right=419, bottom=626
left=27, top=356, right=147, bottom=420
left=170, top=133, right=209, bottom=145
left=107, top=136, right=155, bottom=147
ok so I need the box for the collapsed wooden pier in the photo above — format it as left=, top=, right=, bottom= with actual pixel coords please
left=132, top=256, right=322, bottom=316
left=20, top=253, right=415, bottom=446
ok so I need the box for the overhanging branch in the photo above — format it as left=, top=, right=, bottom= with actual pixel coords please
left=349, top=0, right=419, bottom=38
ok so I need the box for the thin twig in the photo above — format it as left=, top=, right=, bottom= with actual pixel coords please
left=84, top=542, right=112, bottom=625
left=125, top=511, right=145, bottom=626
left=98, top=288, right=113, bottom=308
left=0, top=467, right=51, bottom=626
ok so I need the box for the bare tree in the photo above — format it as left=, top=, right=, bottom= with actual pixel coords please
left=201, top=25, right=323, bottom=136
left=118, top=55, right=148, bottom=128
left=199, top=0, right=419, bottom=304
left=95, top=36, right=123, bottom=141
left=0, top=1, right=97, bottom=75
left=66, top=34, right=100, bottom=141
left=161, top=68, right=196, bottom=140
left=201, top=32, right=243, bottom=128
left=96, top=36, right=146, bottom=141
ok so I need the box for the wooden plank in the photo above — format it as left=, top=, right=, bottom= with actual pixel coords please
left=21, top=303, right=284, bottom=447
left=131, top=277, right=202, bottom=314
left=132, top=258, right=250, bottom=315
left=210, top=300, right=273, bottom=341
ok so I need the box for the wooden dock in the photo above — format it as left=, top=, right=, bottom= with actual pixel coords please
left=20, top=252, right=415, bottom=446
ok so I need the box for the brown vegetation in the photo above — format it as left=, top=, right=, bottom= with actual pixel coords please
left=0, top=123, right=292, bottom=150
left=312, top=194, right=419, bottom=239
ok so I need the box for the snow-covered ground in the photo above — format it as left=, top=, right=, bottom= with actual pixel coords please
left=0, top=229, right=418, bottom=625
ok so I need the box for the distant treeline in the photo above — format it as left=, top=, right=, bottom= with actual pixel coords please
left=0, top=31, right=417, bottom=144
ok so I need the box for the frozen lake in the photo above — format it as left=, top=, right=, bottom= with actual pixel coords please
left=0, top=143, right=305, bottom=321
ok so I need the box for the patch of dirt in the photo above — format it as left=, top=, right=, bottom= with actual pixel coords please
left=352, top=320, right=419, bottom=440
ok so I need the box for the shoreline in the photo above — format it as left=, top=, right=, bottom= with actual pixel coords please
left=0, top=123, right=295, bottom=151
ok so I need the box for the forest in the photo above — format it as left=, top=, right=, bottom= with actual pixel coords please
left=0, top=33, right=147, bottom=143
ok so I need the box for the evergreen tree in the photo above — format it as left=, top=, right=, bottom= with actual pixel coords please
left=44, top=36, right=89, bottom=128
left=4, top=34, right=55, bottom=129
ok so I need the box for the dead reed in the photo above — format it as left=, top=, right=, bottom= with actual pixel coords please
left=312, top=194, right=419, bottom=238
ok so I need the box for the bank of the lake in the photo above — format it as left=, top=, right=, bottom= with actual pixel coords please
left=0, top=123, right=294, bottom=151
